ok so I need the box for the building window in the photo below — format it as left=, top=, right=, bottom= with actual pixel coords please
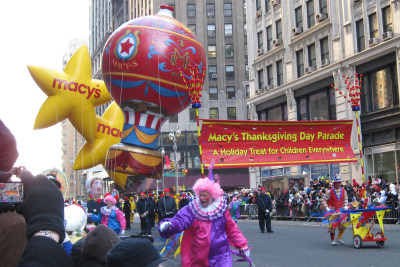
left=361, top=64, right=398, bottom=113
left=382, top=6, right=392, bottom=33
left=319, top=0, right=327, bottom=14
left=210, top=108, right=219, bottom=119
left=187, top=4, right=196, bottom=18
left=258, top=69, right=264, bottom=90
left=256, top=0, right=262, bottom=11
left=207, top=24, right=216, bottom=38
left=369, top=13, right=378, bottom=39
left=244, top=43, right=248, bottom=57
left=265, top=0, right=271, bottom=13
left=225, top=44, right=234, bottom=58
left=244, top=23, right=247, bottom=37
left=245, top=64, right=249, bottom=79
left=208, top=65, right=217, bottom=79
left=225, top=23, right=233, bottom=37
left=209, top=87, right=218, bottom=100
left=226, top=65, right=235, bottom=79
left=226, top=86, right=236, bottom=99
left=320, top=37, right=329, bottom=61
left=246, top=85, right=250, bottom=99
left=276, top=60, right=283, bottom=86
left=208, top=45, right=216, bottom=58
left=266, top=65, right=273, bottom=86
left=308, top=43, right=316, bottom=67
left=295, top=6, right=303, bottom=28
left=206, top=3, right=215, bottom=18
left=296, top=49, right=304, bottom=78
left=356, top=20, right=365, bottom=52
left=227, top=107, right=236, bottom=120
left=297, top=87, right=336, bottom=121
left=188, top=24, right=196, bottom=35
left=266, top=26, right=272, bottom=51
left=224, top=3, right=232, bottom=16
left=169, top=113, right=178, bottom=122
left=276, top=19, right=282, bottom=40
left=307, top=0, right=315, bottom=28
left=189, top=108, right=196, bottom=122
left=257, top=31, right=263, bottom=50
left=266, top=104, right=287, bottom=121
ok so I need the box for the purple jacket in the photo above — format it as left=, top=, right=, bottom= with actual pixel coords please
left=159, top=197, right=248, bottom=267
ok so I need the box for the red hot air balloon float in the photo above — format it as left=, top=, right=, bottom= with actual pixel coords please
left=102, top=5, right=206, bottom=184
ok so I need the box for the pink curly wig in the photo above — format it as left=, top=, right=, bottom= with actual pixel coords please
left=192, top=178, right=224, bottom=200
left=103, top=195, right=116, bottom=205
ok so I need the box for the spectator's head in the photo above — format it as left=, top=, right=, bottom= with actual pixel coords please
left=107, top=238, right=166, bottom=267
left=140, top=192, right=146, bottom=199
left=260, top=187, right=266, bottom=195
left=81, top=224, right=121, bottom=266
left=164, top=188, right=170, bottom=197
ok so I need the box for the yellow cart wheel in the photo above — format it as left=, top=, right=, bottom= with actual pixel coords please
left=375, top=232, right=384, bottom=248
left=353, top=235, right=362, bottom=249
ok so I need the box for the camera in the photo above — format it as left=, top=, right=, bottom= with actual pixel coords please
left=0, top=167, right=24, bottom=205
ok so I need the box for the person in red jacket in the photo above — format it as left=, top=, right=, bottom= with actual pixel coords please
left=321, top=177, right=349, bottom=245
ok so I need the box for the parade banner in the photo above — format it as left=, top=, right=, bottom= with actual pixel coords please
left=199, top=119, right=357, bottom=169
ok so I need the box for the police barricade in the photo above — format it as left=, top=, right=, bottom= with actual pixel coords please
left=238, top=200, right=400, bottom=223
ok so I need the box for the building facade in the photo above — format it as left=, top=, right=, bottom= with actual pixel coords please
left=246, top=0, right=400, bottom=189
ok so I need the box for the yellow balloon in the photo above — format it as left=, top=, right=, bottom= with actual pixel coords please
left=107, top=169, right=129, bottom=188
left=73, top=102, right=123, bottom=170
left=28, top=45, right=112, bottom=143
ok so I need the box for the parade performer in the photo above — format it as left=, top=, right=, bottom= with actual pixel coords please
left=88, top=194, right=126, bottom=235
left=230, top=197, right=241, bottom=223
left=158, top=177, right=250, bottom=267
left=321, top=177, right=349, bottom=245
left=129, top=196, right=136, bottom=223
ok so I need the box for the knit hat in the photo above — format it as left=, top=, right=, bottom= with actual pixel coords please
left=0, top=120, right=18, bottom=179
left=81, top=225, right=121, bottom=265
left=140, top=192, right=146, bottom=196
left=107, top=238, right=167, bottom=267
left=260, top=187, right=265, bottom=191
left=164, top=188, right=170, bottom=193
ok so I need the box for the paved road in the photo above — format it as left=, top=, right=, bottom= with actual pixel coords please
left=126, top=216, right=400, bottom=267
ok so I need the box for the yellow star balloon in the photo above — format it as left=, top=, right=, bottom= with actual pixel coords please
left=107, top=169, right=129, bottom=189
left=73, top=102, right=124, bottom=170
left=28, top=45, right=112, bottom=143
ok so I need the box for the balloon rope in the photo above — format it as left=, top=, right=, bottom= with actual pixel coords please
left=195, top=108, right=204, bottom=178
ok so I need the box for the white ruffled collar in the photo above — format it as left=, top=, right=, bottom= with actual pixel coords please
left=189, top=196, right=228, bottom=221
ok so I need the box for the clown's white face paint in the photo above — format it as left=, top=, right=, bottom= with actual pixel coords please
left=199, top=191, right=212, bottom=208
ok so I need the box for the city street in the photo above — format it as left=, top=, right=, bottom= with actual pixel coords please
left=126, top=217, right=400, bottom=267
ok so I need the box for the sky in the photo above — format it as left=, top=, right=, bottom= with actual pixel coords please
left=0, top=1, right=89, bottom=174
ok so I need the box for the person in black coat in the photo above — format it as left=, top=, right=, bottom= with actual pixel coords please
left=123, top=197, right=131, bottom=230
left=157, top=188, right=177, bottom=222
left=136, top=192, right=152, bottom=237
left=257, top=187, right=273, bottom=233
left=86, top=195, right=100, bottom=225
left=147, top=193, right=156, bottom=229
left=178, top=193, right=190, bottom=210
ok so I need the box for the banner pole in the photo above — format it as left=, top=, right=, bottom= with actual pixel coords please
left=355, top=110, right=367, bottom=207
left=196, top=108, right=205, bottom=178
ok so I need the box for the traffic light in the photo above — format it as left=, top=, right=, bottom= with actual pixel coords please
left=181, top=169, right=188, bottom=175
left=169, top=161, right=175, bottom=169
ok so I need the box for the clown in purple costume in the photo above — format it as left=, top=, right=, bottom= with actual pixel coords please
left=159, top=178, right=250, bottom=267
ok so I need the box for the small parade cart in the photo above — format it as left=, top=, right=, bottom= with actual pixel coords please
left=343, top=206, right=391, bottom=249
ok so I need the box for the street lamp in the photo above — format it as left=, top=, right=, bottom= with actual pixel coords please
left=169, top=128, right=181, bottom=193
